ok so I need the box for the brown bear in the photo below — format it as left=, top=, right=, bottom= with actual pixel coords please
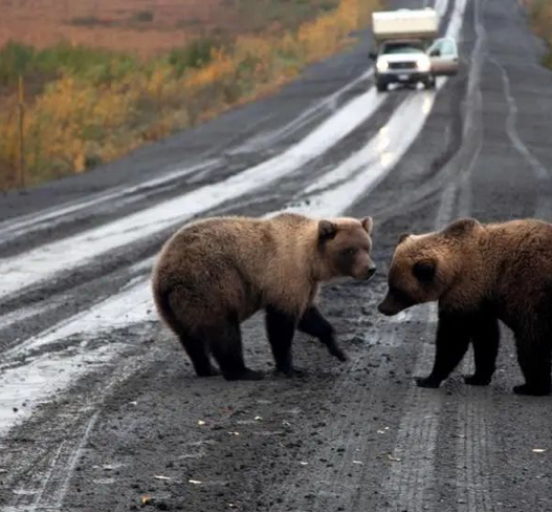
left=152, top=213, right=376, bottom=381
left=378, top=217, right=552, bottom=396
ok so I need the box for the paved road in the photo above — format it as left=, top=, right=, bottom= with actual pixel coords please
left=1, top=0, right=552, bottom=510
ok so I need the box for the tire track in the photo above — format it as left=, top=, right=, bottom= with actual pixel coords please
left=450, top=3, right=515, bottom=511
left=2, top=344, right=154, bottom=512
left=488, top=56, right=552, bottom=220
left=379, top=173, right=460, bottom=511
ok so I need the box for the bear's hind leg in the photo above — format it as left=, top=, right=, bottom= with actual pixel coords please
left=417, top=312, right=470, bottom=388
left=514, top=334, right=551, bottom=396
left=179, top=335, right=219, bottom=377
left=298, top=306, right=347, bottom=362
left=464, top=314, right=500, bottom=386
left=208, top=320, right=264, bottom=381
left=265, top=307, right=297, bottom=375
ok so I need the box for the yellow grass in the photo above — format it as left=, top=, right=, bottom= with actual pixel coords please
left=0, top=0, right=381, bottom=190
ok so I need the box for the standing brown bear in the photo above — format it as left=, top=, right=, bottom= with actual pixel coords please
left=378, top=218, right=552, bottom=396
left=152, top=213, right=376, bottom=381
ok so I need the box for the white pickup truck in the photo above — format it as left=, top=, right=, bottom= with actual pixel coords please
left=369, top=8, right=459, bottom=92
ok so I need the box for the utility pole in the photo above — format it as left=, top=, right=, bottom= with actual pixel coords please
left=17, top=75, right=25, bottom=190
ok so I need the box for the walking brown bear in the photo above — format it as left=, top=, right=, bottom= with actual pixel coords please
left=378, top=218, right=552, bottom=396
left=152, top=213, right=376, bottom=381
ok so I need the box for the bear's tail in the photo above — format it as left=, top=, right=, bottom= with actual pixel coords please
left=152, top=284, right=185, bottom=337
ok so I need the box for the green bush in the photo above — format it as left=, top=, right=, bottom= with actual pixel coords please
left=0, top=42, right=36, bottom=86
left=167, top=38, right=223, bottom=75
left=0, top=41, right=139, bottom=86
left=134, top=10, right=154, bottom=23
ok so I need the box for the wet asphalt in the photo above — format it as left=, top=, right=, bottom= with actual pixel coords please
left=1, top=0, right=552, bottom=511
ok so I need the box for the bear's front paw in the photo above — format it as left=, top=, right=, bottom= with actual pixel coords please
left=464, top=374, right=492, bottom=386
left=328, top=346, right=348, bottom=362
left=513, top=383, right=551, bottom=396
left=275, top=366, right=307, bottom=378
left=415, top=375, right=442, bottom=388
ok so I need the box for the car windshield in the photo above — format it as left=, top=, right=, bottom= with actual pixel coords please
left=381, top=43, right=424, bottom=55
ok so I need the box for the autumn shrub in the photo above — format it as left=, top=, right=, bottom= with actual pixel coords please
left=0, top=0, right=381, bottom=190
left=526, top=0, right=552, bottom=68
left=167, top=37, right=225, bottom=75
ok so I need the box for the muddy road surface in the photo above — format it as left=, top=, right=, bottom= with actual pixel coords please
left=2, top=0, right=552, bottom=510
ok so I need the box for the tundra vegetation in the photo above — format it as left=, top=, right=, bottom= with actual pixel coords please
left=526, top=0, right=552, bottom=68
left=0, top=0, right=380, bottom=191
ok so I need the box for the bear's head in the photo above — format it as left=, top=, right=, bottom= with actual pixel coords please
left=316, top=216, right=376, bottom=281
left=378, top=218, right=482, bottom=316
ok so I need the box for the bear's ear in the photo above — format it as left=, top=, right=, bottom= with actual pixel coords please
left=443, top=218, right=480, bottom=238
left=361, top=216, right=374, bottom=234
left=398, top=233, right=410, bottom=244
left=318, top=220, right=338, bottom=241
left=412, top=260, right=436, bottom=283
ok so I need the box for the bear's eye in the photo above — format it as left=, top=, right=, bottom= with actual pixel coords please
left=343, top=248, right=357, bottom=256
left=412, top=261, right=436, bottom=283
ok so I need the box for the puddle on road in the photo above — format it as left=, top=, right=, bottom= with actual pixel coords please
left=0, top=279, right=156, bottom=439
left=0, top=342, right=127, bottom=437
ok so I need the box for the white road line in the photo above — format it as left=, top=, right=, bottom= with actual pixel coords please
left=0, top=88, right=385, bottom=300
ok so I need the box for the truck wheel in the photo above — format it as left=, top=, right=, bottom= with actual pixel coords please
left=425, top=78, right=436, bottom=90
left=376, top=81, right=387, bottom=93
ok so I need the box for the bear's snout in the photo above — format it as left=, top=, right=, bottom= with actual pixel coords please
left=378, top=293, right=403, bottom=316
left=354, top=261, right=376, bottom=281
left=366, top=264, right=377, bottom=279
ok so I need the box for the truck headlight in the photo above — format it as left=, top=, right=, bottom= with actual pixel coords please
left=376, top=59, right=389, bottom=72
left=416, top=56, right=431, bottom=72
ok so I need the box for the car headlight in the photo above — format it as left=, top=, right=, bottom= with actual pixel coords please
left=376, top=59, right=389, bottom=72
left=416, top=56, right=431, bottom=72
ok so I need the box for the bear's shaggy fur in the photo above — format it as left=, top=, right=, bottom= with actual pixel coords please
left=152, top=213, right=376, bottom=381
left=378, top=217, right=552, bottom=396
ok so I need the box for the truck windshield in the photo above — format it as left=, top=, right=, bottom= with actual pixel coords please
left=381, top=43, right=424, bottom=55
